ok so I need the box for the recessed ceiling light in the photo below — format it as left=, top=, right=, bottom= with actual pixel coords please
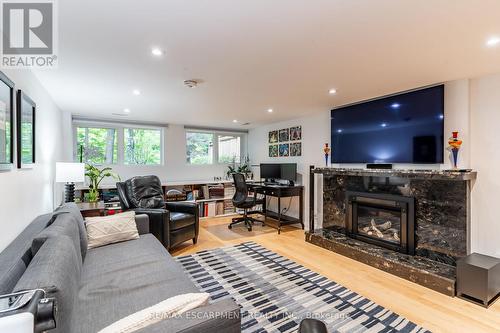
left=381, top=123, right=387, bottom=127
left=151, top=47, right=163, bottom=56
left=232, top=119, right=238, bottom=123
left=439, top=114, right=444, bottom=120
left=337, top=129, right=343, bottom=133
left=329, top=88, right=337, bottom=95
left=132, top=89, right=141, bottom=96
left=123, top=108, right=131, bottom=114
left=267, top=108, right=273, bottom=113
left=391, top=103, right=401, bottom=109
left=184, top=80, right=198, bottom=88
left=486, top=37, right=500, bottom=47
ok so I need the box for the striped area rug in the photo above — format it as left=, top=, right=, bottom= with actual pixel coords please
left=176, top=242, right=430, bottom=333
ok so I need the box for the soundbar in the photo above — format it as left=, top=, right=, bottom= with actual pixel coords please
left=366, top=163, right=393, bottom=170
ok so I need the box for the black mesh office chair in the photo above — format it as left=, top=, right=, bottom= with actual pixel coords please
left=229, top=173, right=265, bottom=231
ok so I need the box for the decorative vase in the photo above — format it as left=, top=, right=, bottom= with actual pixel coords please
left=451, top=148, right=459, bottom=169
left=323, top=143, right=331, bottom=167
left=447, top=131, right=463, bottom=169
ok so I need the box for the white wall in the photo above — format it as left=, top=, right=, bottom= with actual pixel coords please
left=60, top=116, right=248, bottom=185
left=0, top=70, right=63, bottom=251
left=470, top=73, right=500, bottom=257
left=248, top=110, right=331, bottom=225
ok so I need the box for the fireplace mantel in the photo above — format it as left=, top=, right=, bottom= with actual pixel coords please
left=307, top=166, right=476, bottom=296
left=313, top=167, right=477, bottom=181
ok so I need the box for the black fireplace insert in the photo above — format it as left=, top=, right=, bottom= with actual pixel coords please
left=346, top=191, right=415, bottom=254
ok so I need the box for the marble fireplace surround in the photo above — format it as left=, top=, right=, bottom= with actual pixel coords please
left=306, top=167, right=477, bottom=296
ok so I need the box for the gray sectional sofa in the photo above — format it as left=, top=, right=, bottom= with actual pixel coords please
left=0, top=203, right=241, bottom=333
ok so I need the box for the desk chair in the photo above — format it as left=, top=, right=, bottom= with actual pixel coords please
left=229, top=173, right=265, bottom=231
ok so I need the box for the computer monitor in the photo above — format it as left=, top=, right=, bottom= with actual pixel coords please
left=280, top=163, right=297, bottom=182
left=260, top=163, right=281, bottom=180
left=260, top=163, right=297, bottom=183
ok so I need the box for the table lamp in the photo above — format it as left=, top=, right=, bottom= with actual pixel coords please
left=56, top=162, right=85, bottom=203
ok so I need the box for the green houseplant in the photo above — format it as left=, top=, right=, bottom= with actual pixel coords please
left=85, top=164, right=120, bottom=202
left=226, top=156, right=252, bottom=179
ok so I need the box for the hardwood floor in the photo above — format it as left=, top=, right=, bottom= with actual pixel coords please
left=171, top=215, right=500, bottom=333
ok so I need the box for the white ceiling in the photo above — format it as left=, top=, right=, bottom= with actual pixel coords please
left=34, top=0, right=500, bottom=129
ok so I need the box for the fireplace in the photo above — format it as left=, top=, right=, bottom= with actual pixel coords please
left=346, top=191, right=415, bottom=254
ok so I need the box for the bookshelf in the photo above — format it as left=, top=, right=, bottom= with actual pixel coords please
left=75, top=179, right=240, bottom=219
left=164, top=181, right=237, bottom=219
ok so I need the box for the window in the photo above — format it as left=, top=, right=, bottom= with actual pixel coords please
left=76, top=127, right=118, bottom=164
left=218, top=135, right=240, bottom=163
left=74, top=122, right=163, bottom=166
left=186, top=131, right=213, bottom=164
left=124, top=128, right=161, bottom=165
left=186, top=130, right=243, bottom=165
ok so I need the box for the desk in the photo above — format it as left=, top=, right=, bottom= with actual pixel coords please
left=248, top=184, right=304, bottom=234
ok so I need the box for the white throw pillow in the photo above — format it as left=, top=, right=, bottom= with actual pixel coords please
left=98, top=293, right=210, bottom=333
left=86, top=211, right=139, bottom=249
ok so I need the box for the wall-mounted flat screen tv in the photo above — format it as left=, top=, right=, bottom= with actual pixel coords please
left=331, top=85, right=444, bottom=164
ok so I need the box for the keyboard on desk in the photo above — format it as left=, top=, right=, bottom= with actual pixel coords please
left=264, top=184, right=289, bottom=188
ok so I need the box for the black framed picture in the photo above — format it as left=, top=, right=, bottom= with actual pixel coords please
left=290, top=142, right=302, bottom=156
left=269, top=130, right=278, bottom=143
left=0, top=71, right=14, bottom=170
left=269, top=144, right=278, bottom=157
left=279, top=128, right=289, bottom=142
left=16, top=90, right=36, bottom=168
left=279, top=143, right=289, bottom=157
left=290, top=126, right=302, bottom=141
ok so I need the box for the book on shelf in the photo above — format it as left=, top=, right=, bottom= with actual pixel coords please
left=216, top=202, right=224, bottom=215
left=208, top=184, right=225, bottom=199
left=201, top=185, right=209, bottom=199
left=207, top=202, right=216, bottom=217
left=224, top=183, right=235, bottom=199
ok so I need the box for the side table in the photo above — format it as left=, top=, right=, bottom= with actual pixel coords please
left=76, top=202, right=106, bottom=218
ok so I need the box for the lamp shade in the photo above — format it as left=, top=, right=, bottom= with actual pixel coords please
left=56, top=162, right=85, bottom=183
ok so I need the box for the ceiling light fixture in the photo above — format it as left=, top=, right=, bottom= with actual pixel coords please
left=381, top=123, right=387, bottom=127
left=232, top=119, right=238, bottom=123
left=267, top=108, right=273, bottom=113
left=123, top=108, right=131, bottom=114
left=132, top=89, right=141, bottom=96
left=486, top=37, right=500, bottom=47
left=329, top=88, right=337, bottom=95
left=391, top=103, right=401, bottom=109
left=151, top=47, right=163, bottom=56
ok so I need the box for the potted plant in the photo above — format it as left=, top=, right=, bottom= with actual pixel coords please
left=85, top=164, right=120, bottom=202
left=226, top=156, right=252, bottom=179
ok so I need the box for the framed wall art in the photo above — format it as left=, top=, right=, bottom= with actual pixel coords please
left=269, top=130, right=278, bottom=143
left=17, top=90, right=36, bottom=168
left=290, top=142, right=302, bottom=156
left=279, top=143, right=289, bottom=157
left=269, top=144, right=278, bottom=157
left=290, top=126, right=302, bottom=141
left=0, top=71, right=14, bottom=170
left=279, top=128, right=289, bottom=142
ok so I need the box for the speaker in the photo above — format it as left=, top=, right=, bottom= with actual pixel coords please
left=366, top=163, right=393, bottom=170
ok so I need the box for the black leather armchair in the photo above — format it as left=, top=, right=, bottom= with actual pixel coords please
left=116, top=175, right=199, bottom=250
